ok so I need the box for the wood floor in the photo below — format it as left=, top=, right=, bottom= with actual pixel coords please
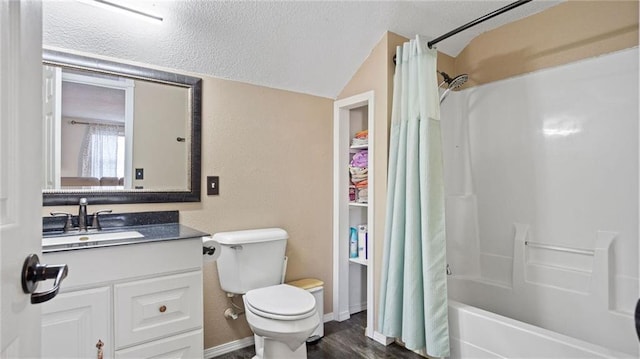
left=215, top=311, right=424, bottom=359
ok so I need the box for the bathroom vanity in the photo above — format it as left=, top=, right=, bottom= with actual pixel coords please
left=40, top=213, right=207, bottom=359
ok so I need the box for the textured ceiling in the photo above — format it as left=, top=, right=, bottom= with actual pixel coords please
left=43, top=1, right=563, bottom=99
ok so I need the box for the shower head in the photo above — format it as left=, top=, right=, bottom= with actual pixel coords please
left=438, top=71, right=468, bottom=89
left=438, top=71, right=468, bottom=104
left=448, top=74, right=468, bottom=89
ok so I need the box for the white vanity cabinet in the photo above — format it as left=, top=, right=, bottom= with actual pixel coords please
left=41, top=237, right=204, bottom=359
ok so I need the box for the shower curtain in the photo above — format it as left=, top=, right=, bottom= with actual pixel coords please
left=378, top=35, right=449, bottom=357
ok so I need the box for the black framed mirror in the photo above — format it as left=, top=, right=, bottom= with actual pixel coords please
left=42, top=49, right=201, bottom=205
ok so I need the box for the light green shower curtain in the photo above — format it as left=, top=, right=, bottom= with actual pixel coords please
left=378, top=35, right=449, bottom=357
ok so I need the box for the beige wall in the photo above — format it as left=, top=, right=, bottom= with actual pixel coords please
left=44, top=72, right=334, bottom=348
left=455, top=0, right=639, bottom=88
left=133, top=80, right=190, bottom=190
left=60, top=117, right=86, bottom=177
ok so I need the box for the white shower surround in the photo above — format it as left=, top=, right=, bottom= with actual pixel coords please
left=441, top=47, right=639, bottom=356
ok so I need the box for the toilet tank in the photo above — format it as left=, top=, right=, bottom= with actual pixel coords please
left=212, top=228, right=288, bottom=294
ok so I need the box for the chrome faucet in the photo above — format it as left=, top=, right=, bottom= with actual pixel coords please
left=78, top=197, right=89, bottom=232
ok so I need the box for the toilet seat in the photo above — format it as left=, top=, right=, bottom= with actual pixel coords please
left=245, top=284, right=316, bottom=321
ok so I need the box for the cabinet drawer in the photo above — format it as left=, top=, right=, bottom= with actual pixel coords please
left=114, top=271, right=202, bottom=348
left=115, top=330, right=203, bottom=359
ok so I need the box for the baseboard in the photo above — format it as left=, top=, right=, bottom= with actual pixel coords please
left=336, top=310, right=351, bottom=322
left=204, top=336, right=254, bottom=358
left=323, top=312, right=334, bottom=322
left=373, top=331, right=395, bottom=346
left=349, top=301, right=367, bottom=314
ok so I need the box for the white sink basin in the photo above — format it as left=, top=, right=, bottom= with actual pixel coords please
left=43, top=230, right=144, bottom=247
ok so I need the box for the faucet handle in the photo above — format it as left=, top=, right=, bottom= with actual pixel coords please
left=50, top=212, right=73, bottom=233
left=91, top=210, right=112, bottom=231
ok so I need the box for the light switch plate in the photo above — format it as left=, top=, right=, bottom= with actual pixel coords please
left=207, top=176, right=219, bottom=195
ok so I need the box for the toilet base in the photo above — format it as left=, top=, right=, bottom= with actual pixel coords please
left=252, top=334, right=308, bottom=359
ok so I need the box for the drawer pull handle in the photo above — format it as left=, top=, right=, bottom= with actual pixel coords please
left=159, top=305, right=167, bottom=313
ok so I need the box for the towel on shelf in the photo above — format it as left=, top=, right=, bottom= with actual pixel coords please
left=355, top=179, right=368, bottom=188
left=349, top=166, right=367, bottom=176
left=351, top=130, right=369, bottom=147
left=355, top=129, right=368, bottom=139
left=349, top=166, right=368, bottom=184
left=351, top=138, right=368, bottom=147
left=350, top=150, right=368, bottom=167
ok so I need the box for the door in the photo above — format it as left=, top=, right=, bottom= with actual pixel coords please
left=0, top=0, right=44, bottom=357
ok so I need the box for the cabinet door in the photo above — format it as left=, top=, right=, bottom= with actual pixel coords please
left=42, top=287, right=111, bottom=359
left=115, top=330, right=203, bottom=359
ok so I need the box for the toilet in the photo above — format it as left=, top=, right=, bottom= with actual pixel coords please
left=212, top=228, right=319, bottom=359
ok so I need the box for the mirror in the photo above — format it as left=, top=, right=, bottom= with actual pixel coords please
left=42, top=49, right=202, bottom=205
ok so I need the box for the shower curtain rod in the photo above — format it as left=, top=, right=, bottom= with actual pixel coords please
left=394, top=0, right=532, bottom=65
left=426, top=0, right=532, bottom=49
left=70, top=119, right=124, bottom=127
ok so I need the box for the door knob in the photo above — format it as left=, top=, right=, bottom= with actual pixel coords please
left=21, top=254, right=68, bottom=304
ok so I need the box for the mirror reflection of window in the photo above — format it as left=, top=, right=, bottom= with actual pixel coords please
left=78, top=123, right=125, bottom=180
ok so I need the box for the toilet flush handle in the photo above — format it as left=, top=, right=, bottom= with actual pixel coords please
left=230, top=245, right=243, bottom=250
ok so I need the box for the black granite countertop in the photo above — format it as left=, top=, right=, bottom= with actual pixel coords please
left=42, top=223, right=209, bottom=253
left=42, top=211, right=209, bottom=253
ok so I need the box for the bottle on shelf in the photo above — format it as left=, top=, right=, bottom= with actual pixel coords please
left=357, top=225, right=367, bottom=259
left=349, top=227, right=358, bottom=258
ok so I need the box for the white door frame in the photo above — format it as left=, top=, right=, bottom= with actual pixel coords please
left=332, top=91, right=375, bottom=339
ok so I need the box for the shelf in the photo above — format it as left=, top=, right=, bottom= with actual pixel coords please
left=349, top=257, right=368, bottom=266
left=349, top=144, right=368, bottom=152
left=349, top=202, right=368, bottom=207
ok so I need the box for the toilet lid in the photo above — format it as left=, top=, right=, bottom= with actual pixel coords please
left=245, top=284, right=316, bottom=317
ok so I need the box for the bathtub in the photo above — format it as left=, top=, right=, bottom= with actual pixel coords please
left=443, top=227, right=638, bottom=356
left=447, top=300, right=635, bottom=358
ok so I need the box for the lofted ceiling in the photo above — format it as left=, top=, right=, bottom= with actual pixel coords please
left=43, top=1, right=563, bottom=99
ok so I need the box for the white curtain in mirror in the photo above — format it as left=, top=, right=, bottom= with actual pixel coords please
left=80, top=124, right=125, bottom=178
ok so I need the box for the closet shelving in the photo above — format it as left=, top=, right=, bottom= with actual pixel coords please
left=333, top=91, right=374, bottom=339
left=348, top=256, right=368, bottom=266
left=348, top=203, right=368, bottom=208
